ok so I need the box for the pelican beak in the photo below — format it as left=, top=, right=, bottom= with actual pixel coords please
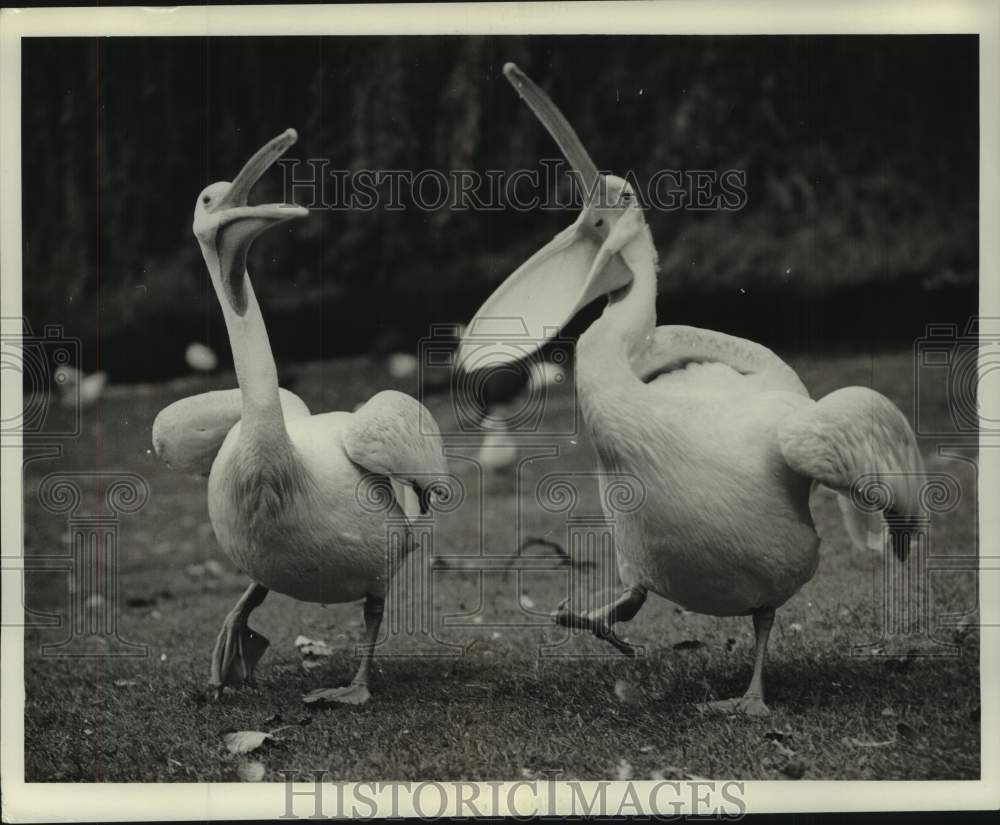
left=457, top=64, right=633, bottom=371
left=214, top=128, right=308, bottom=314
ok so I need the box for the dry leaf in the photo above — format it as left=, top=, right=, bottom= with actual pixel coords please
left=650, top=766, right=687, bottom=780
left=237, top=760, right=266, bottom=781
left=843, top=736, right=895, bottom=748
left=615, top=758, right=633, bottom=780
left=672, top=639, right=705, bottom=651
left=781, top=759, right=806, bottom=779
left=770, top=739, right=796, bottom=758
left=295, top=635, right=333, bottom=657
left=896, top=722, right=920, bottom=743
left=520, top=593, right=536, bottom=609
left=614, top=680, right=642, bottom=705
left=222, top=730, right=273, bottom=755
left=113, top=679, right=137, bottom=687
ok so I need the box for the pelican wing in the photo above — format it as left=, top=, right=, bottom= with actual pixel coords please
left=152, top=388, right=310, bottom=476
left=635, top=325, right=809, bottom=396
left=778, top=386, right=925, bottom=550
left=343, top=390, right=449, bottom=490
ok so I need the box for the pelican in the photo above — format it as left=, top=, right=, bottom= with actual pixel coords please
left=152, top=129, right=450, bottom=705
left=53, top=364, right=107, bottom=408
left=185, top=341, right=219, bottom=373
left=459, top=65, right=925, bottom=715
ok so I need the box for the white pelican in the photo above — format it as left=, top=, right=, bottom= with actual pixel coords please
left=459, top=65, right=925, bottom=715
left=152, top=129, right=450, bottom=705
left=185, top=341, right=219, bottom=373
left=53, top=364, right=107, bottom=408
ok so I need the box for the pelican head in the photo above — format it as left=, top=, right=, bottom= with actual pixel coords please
left=193, top=128, right=308, bottom=314
left=457, top=64, right=647, bottom=371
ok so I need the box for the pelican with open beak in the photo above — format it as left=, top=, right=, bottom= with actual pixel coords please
left=153, top=130, right=451, bottom=704
left=459, top=65, right=925, bottom=715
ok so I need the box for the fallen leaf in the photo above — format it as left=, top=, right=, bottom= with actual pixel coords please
left=113, top=679, right=137, bottom=688
left=237, top=760, right=266, bottom=781
left=881, top=707, right=896, bottom=717
left=614, top=680, right=642, bottom=705
left=295, top=635, right=334, bottom=658
left=672, top=639, right=705, bottom=651
left=615, top=758, right=633, bottom=780
left=650, top=766, right=686, bottom=780
left=520, top=593, right=536, bottom=609
left=843, top=736, right=896, bottom=748
left=789, top=622, right=803, bottom=633
left=770, top=739, right=796, bottom=759
left=781, top=759, right=806, bottom=779
left=222, top=730, right=273, bottom=755
left=764, top=730, right=790, bottom=742
left=639, top=744, right=655, bottom=753
left=896, top=722, right=920, bottom=743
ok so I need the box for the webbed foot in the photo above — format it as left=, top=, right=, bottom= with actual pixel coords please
left=553, top=598, right=642, bottom=656
left=696, top=695, right=770, bottom=717
left=302, top=682, right=371, bottom=706
left=209, top=619, right=269, bottom=698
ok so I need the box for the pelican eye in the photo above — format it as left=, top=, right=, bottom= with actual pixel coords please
left=202, top=195, right=211, bottom=205
left=595, top=219, right=604, bottom=228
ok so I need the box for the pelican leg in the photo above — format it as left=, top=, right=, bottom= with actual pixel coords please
left=554, top=585, right=647, bottom=656
left=209, top=582, right=270, bottom=699
left=303, top=594, right=384, bottom=706
left=698, top=606, right=774, bottom=717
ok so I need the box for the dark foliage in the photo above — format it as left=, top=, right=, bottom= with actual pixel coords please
left=22, top=36, right=977, bottom=379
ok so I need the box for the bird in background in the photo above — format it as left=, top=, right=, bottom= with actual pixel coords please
left=153, top=129, right=451, bottom=705
left=458, top=64, right=925, bottom=715
left=53, top=364, right=107, bottom=408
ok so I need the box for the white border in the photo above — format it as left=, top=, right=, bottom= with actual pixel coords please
left=1, top=2, right=998, bottom=820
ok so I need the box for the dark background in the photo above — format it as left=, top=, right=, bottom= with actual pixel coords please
left=21, top=35, right=978, bottom=381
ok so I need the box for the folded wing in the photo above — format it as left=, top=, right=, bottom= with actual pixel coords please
left=343, top=390, right=450, bottom=515
left=152, top=388, right=310, bottom=476
left=778, top=386, right=924, bottom=551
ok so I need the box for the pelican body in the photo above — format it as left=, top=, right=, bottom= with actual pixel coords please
left=460, top=66, right=924, bottom=714
left=153, top=130, right=449, bottom=704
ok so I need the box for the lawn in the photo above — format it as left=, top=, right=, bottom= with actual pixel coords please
left=21, top=348, right=980, bottom=781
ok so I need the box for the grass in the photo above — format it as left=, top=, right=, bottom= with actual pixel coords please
left=22, top=349, right=980, bottom=781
